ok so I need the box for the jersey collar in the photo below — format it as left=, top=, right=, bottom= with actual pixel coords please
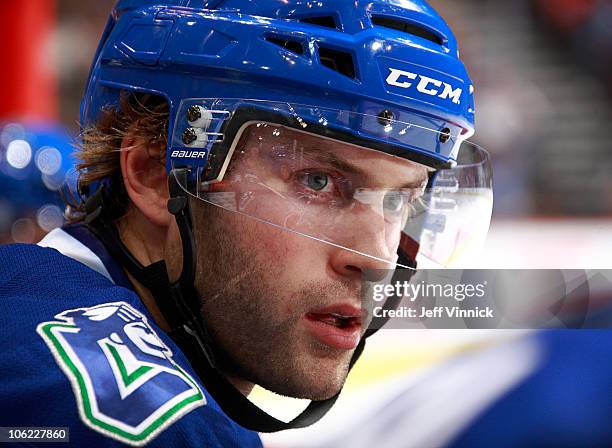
left=38, top=224, right=135, bottom=291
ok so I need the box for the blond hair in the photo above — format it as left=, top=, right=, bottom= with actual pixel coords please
left=66, top=92, right=169, bottom=222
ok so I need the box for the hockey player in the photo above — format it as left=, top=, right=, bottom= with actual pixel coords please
left=0, top=0, right=492, bottom=446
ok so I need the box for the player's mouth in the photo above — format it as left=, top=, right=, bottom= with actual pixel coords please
left=303, top=304, right=364, bottom=350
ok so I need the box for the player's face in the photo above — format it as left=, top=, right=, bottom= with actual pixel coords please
left=190, top=126, right=428, bottom=399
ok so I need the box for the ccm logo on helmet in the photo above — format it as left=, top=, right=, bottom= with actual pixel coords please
left=386, top=68, right=463, bottom=105
left=171, top=150, right=207, bottom=159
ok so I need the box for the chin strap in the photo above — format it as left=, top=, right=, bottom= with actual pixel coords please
left=83, top=170, right=367, bottom=432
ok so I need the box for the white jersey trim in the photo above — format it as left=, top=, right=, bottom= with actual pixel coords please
left=38, top=228, right=114, bottom=283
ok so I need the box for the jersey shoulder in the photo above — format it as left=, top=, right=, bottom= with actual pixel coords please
left=0, top=243, right=261, bottom=447
left=0, top=242, right=128, bottom=311
left=450, top=330, right=612, bottom=447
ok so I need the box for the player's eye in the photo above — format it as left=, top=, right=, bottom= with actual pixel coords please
left=383, top=191, right=406, bottom=214
left=298, top=172, right=332, bottom=192
left=293, top=169, right=353, bottom=206
left=383, top=191, right=409, bottom=214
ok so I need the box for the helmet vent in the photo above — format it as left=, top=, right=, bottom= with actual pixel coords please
left=318, top=46, right=356, bottom=79
left=371, top=15, right=444, bottom=46
left=299, top=15, right=340, bottom=31
left=265, top=36, right=305, bottom=55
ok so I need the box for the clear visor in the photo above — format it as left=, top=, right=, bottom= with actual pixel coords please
left=171, top=112, right=492, bottom=269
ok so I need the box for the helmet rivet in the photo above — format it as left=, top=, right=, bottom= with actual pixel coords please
left=187, top=105, right=202, bottom=123
left=182, top=128, right=198, bottom=145
left=377, top=109, right=394, bottom=126
left=439, top=127, right=451, bottom=143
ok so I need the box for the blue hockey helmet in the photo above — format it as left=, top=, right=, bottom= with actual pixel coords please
left=81, top=0, right=491, bottom=269
left=83, top=0, right=474, bottom=166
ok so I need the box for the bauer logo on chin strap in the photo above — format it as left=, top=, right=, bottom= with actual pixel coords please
left=37, top=302, right=206, bottom=446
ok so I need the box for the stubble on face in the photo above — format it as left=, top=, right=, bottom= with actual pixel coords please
left=190, top=201, right=359, bottom=400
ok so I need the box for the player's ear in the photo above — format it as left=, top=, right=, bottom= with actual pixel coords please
left=119, top=131, right=171, bottom=227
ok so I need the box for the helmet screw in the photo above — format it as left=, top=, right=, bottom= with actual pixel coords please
left=377, top=109, right=394, bottom=126
left=182, top=128, right=198, bottom=145
left=187, top=105, right=202, bottom=123
left=439, top=128, right=451, bottom=143
left=187, top=105, right=202, bottom=121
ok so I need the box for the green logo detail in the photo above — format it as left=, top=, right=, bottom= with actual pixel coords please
left=105, top=342, right=153, bottom=387
left=37, top=302, right=206, bottom=446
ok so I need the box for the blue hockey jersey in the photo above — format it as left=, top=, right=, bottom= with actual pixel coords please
left=0, top=226, right=262, bottom=447
left=448, top=330, right=612, bottom=447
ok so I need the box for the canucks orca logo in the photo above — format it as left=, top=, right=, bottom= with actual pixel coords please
left=37, top=302, right=206, bottom=445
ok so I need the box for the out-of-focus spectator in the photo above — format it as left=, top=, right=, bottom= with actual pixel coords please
left=0, top=123, right=76, bottom=244
left=535, top=0, right=612, bottom=96
left=0, top=1, right=109, bottom=245
left=579, top=3, right=612, bottom=93
left=535, top=0, right=597, bottom=32
left=55, top=0, right=114, bottom=128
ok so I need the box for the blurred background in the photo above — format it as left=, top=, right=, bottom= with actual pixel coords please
left=2, top=0, right=611, bottom=259
left=1, top=0, right=611, bottom=445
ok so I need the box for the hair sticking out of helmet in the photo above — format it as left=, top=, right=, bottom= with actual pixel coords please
left=68, top=92, right=169, bottom=222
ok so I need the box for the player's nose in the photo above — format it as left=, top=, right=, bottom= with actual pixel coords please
left=328, top=203, right=400, bottom=281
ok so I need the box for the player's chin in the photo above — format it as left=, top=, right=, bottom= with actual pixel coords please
left=288, top=350, right=352, bottom=400
left=306, top=366, right=349, bottom=400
